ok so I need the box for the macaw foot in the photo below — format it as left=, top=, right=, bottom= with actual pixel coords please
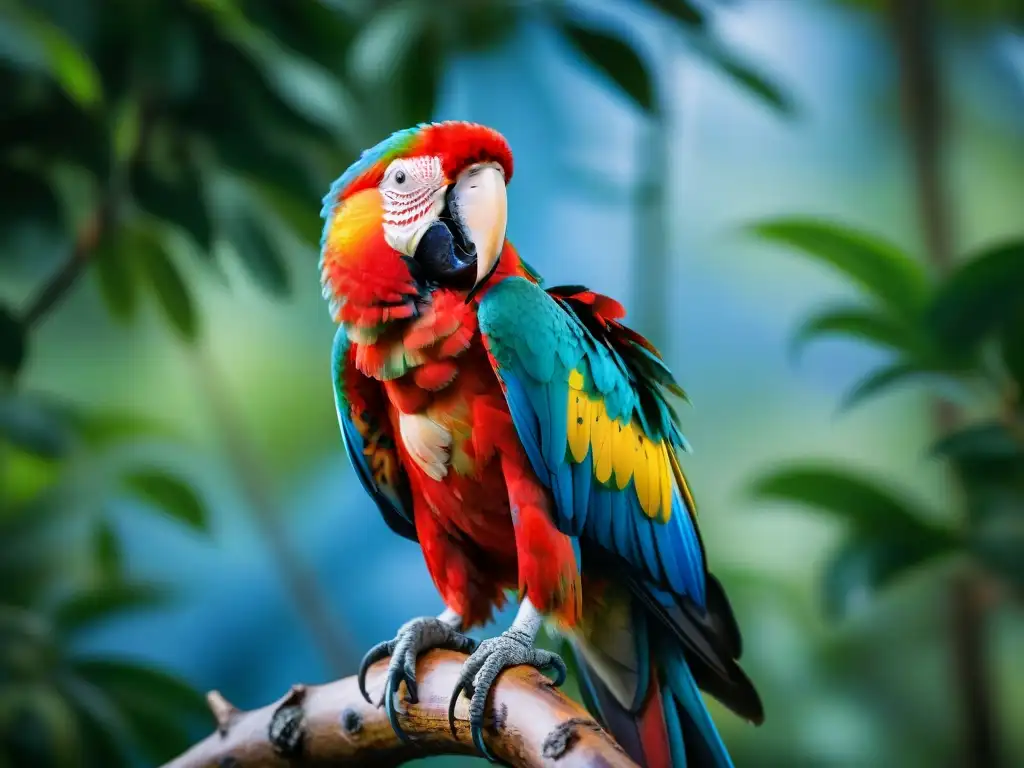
left=358, top=616, right=476, bottom=742
left=447, top=627, right=567, bottom=761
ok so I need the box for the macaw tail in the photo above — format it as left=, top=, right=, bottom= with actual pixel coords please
left=570, top=572, right=762, bottom=768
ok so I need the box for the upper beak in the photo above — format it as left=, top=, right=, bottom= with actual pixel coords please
left=449, top=163, right=507, bottom=290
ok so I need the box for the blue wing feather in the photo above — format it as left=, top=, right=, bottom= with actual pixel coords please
left=331, top=326, right=417, bottom=541
left=479, top=277, right=706, bottom=606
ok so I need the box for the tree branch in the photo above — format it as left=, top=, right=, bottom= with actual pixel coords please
left=22, top=199, right=113, bottom=329
left=161, top=650, right=637, bottom=768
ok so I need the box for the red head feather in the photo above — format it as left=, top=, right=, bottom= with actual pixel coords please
left=319, top=122, right=515, bottom=328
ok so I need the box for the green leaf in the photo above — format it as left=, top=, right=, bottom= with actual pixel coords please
left=70, top=409, right=176, bottom=449
left=346, top=0, right=428, bottom=90
left=57, top=676, right=133, bottom=768
left=648, top=0, right=705, bottom=26
left=131, top=157, right=213, bottom=253
left=112, top=96, right=142, bottom=164
left=92, top=519, right=122, bottom=583
left=694, top=39, right=792, bottom=114
left=211, top=135, right=322, bottom=227
left=936, top=422, right=1024, bottom=518
left=251, top=182, right=322, bottom=246
left=225, top=208, right=290, bottom=296
left=197, top=2, right=364, bottom=148
left=0, top=306, right=27, bottom=378
left=0, top=685, right=83, bottom=767
left=0, top=393, right=73, bottom=458
left=137, top=231, right=199, bottom=341
left=838, top=360, right=974, bottom=412
left=52, top=583, right=170, bottom=638
left=0, top=501, right=62, bottom=609
left=70, top=658, right=207, bottom=764
left=839, top=362, right=932, bottom=412
left=122, top=470, right=207, bottom=531
left=928, top=239, right=1024, bottom=353
left=932, top=422, right=1022, bottom=462
left=392, top=14, right=444, bottom=127
left=750, top=465, right=935, bottom=532
left=749, top=218, right=929, bottom=319
left=790, top=304, right=919, bottom=360
left=823, top=532, right=958, bottom=619
left=93, top=231, right=139, bottom=323
left=1000, top=304, right=1024, bottom=392
left=0, top=4, right=102, bottom=108
left=972, top=515, right=1024, bottom=589
left=558, top=19, right=655, bottom=113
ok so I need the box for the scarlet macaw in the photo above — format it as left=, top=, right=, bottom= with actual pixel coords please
left=321, top=122, right=762, bottom=767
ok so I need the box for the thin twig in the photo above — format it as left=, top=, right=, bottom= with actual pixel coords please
left=22, top=200, right=113, bottom=328
left=161, top=650, right=636, bottom=768
left=21, top=99, right=153, bottom=329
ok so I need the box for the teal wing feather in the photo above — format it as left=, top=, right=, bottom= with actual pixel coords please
left=478, top=277, right=706, bottom=605
left=332, top=326, right=417, bottom=541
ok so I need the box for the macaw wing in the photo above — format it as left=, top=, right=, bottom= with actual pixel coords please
left=331, top=325, right=417, bottom=541
left=478, top=278, right=706, bottom=605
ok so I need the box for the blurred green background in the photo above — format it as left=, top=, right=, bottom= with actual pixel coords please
left=2, top=0, right=1023, bottom=766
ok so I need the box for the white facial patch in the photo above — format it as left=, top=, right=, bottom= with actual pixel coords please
left=380, top=156, right=447, bottom=256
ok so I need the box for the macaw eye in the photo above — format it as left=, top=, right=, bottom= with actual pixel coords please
left=395, top=170, right=406, bottom=185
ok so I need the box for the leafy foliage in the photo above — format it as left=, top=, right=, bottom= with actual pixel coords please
left=0, top=391, right=211, bottom=765
left=750, top=218, right=930, bottom=318
left=751, top=465, right=957, bottom=617
left=122, top=469, right=208, bottom=531
left=558, top=17, right=656, bottom=112
left=748, top=216, right=1024, bottom=615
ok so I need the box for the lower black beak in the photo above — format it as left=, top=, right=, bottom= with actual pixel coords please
left=412, top=220, right=477, bottom=289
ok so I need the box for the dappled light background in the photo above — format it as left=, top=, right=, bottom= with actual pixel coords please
left=2, top=1, right=1023, bottom=767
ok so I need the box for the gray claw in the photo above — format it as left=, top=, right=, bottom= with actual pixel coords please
left=359, top=616, right=476, bottom=743
left=358, top=640, right=392, bottom=703
left=448, top=629, right=567, bottom=761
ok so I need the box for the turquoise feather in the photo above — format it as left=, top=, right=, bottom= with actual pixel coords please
left=479, top=277, right=706, bottom=607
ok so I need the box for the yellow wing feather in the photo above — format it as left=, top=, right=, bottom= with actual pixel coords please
left=592, top=400, right=614, bottom=484
left=563, top=368, right=679, bottom=522
left=568, top=391, right=592, bottom=463
left=640, top=435, right=661, bottom=520
left=658, top=443, right=674, bottom=523
left=612, top=421, right=636, bottom=490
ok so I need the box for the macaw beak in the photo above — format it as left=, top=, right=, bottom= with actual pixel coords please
left=449, top=162, right=507, bottom=290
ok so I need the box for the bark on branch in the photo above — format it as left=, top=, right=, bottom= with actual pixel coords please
left=162, top=650, right=638, bottom=768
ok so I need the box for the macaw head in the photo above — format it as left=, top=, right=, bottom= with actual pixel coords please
left=319, top=121, right=514, bottom=327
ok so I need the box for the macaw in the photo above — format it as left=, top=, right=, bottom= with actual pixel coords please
left=321, top=121, right=763, bottom=767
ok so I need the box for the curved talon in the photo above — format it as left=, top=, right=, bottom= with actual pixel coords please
left=452, top=630, right=567, bottom=763
left=474, top=714, right=496, bottom=762
left=542, top=651, right=568, bottom=687
left=357, top=640, right=392, bottom=704
left=384, top=678, right=408, bottom=742
left=360, top=616, right=476, bottom=743
left=448, top=678, right=467, bottom=736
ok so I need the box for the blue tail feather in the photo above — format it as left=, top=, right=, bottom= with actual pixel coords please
left=659, top=640, right=735, bottom=768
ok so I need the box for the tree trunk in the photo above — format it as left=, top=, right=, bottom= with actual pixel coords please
left=190, top=345, right=358, bottom=677
left=633, top=110, right=670, bottom=347
left=887, top=1, right=1000, bottom=765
